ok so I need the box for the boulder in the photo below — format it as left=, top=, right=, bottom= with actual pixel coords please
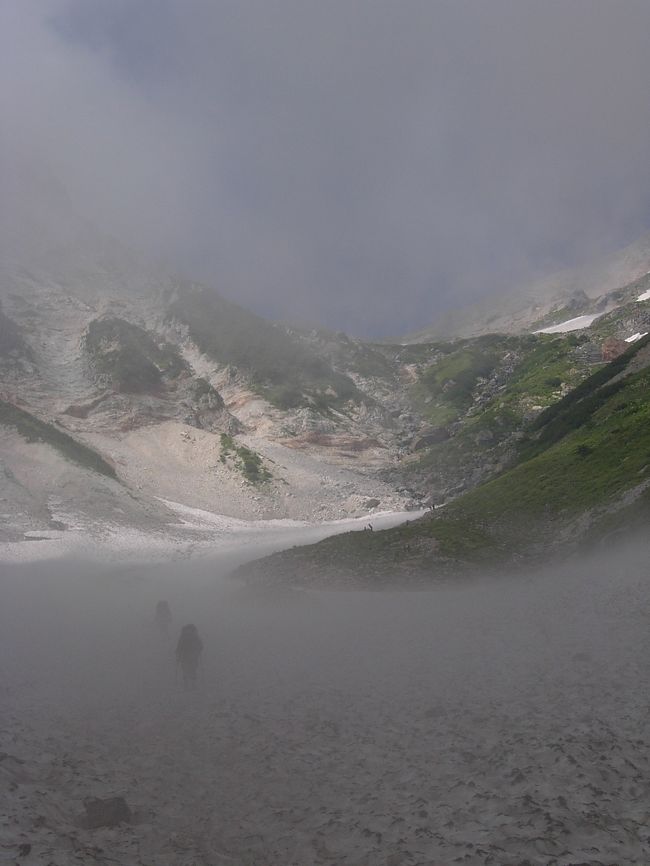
left=83, top=796, right=132, bottom=829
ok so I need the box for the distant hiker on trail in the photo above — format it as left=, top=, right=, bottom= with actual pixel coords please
left=155, top=600, right=172, bottom=637
left=176, top=624, right=203, bottom=689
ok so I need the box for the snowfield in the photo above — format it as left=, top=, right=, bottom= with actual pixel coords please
left=0, top=503, right=422, bottom=566
left=534, top=313, right=602, bottom=334
left=636, top=288, right=650, bottom=301
left=1, top=536, right=649, bottom=865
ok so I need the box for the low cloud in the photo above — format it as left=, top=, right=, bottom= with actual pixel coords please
left=4, top=1, right=650, bottom=335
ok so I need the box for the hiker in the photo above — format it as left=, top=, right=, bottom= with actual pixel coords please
left=155, top=600, right=172, bottom=637
left=176, top=624, right=203, bottom=689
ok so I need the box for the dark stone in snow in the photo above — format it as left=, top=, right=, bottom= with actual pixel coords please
left=83, top=796, right=132, bottom=828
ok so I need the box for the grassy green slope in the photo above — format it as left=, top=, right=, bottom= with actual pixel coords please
left=410, top=336, right=510, bottom=426
left=435, top=335, right=650, bottom=533
left=0, top=399, right=118, bottom=479
left=409, top=333, right=592, bottom=429
left=401, top=332, right=599, bottom=497
left=239, top=336, right=650, bottom=584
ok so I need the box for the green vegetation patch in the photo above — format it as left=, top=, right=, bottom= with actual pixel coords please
left=85, top=317, right=188, bottom=394
left=409, top=342, right=650, bottom=557
left=167, top=285, right=364, bottom=412
left=411, top=347, right=495, bottom=425
left=411, top=333, right=592, bottom=425
left=405, top=332, right=601, bottom=488
left=504, top=334, right=588, bottom=402
left=517, top=332, right=650, bottom=464
left=446, top=364, right=650, bottom=536
left=239, top=510, right=501, bottom=586
left=0, top=399, right=117, bottom=479
left=220, top=433, right=272, bottom=484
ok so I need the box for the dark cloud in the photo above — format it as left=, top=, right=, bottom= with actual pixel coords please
left=4, top=1, right=650, bottom=335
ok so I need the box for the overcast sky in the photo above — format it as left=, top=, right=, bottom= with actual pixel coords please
left=4, top=1, right=650, bottom=336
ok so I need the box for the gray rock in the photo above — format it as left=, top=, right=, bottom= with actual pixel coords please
left=83, top=796, right=132, bottom=829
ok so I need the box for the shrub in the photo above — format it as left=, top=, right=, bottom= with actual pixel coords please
left=219, top=433, right=272, bottom=483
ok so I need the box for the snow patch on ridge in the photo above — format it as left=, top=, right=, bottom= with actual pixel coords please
left=534, top=314, right=601, bottom=334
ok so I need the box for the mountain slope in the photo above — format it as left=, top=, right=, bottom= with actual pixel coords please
left=236, top=334, right=650, bottom=586
left=3, top=182, right=650, bottom=544
left=5, top=245, right=650, bottom=537
left=0, top=229, right=418, bottom=536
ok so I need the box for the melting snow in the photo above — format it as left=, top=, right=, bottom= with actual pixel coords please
left=625, top=332, right=649, bottom=343
left=636, top=289, right=650, bottom=302
left=0, top=501, right=423, bottom=565
left=534, top=314, right=601, bottom=334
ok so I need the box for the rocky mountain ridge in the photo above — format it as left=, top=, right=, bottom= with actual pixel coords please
left=0, top=234, right=420, bottom=541
left=2, top=219, right=650, bottom=546
left=403, top=231, right=650, bottom=342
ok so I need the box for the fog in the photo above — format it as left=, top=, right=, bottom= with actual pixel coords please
left=4, top=2, right=650, bottom=335
left=2, top=9, right=650, bottom=860
left=2, top=538, right=648, bottom=864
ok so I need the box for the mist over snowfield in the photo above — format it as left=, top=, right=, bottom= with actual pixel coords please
left=2, top=3, right=650, bottom=863
left=1, top=535, right=648, bottom=865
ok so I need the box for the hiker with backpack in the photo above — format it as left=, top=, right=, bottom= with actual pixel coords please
left=176, top=624, right=203, bottom=689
